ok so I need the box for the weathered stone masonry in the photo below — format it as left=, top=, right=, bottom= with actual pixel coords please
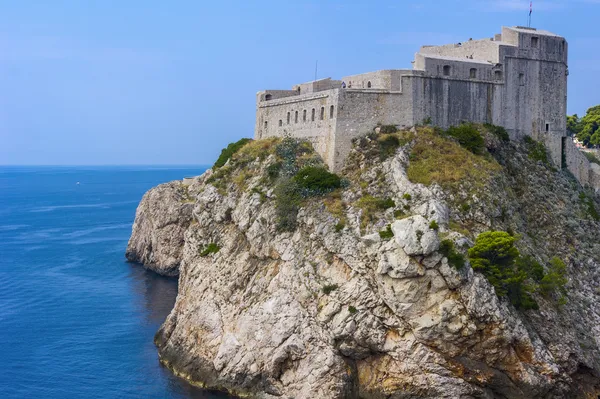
left=255, top=26, right=600, bottom=191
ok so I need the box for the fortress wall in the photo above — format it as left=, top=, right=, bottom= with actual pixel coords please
left=419, top=39, right=504, bottom=63
left=566, top=139, right=591, bottom=186
left=293, top=78, right=342, bottom=94
left=255, top=90, right=340, bottom=168
left=416, top=54, right=497, bottom=81
left=333, top=88, right=414, bottom=171
left=258, top=90, right=299, bottom=102
left=342, top=71, right=393, bottom=90
left=411, top=75, right=502, bottom=129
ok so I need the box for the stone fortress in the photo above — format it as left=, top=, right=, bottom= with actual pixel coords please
left=255, top=26, right=600, bottom=190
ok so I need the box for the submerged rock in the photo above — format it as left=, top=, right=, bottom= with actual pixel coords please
left=127, top=131, right=600, bottom=398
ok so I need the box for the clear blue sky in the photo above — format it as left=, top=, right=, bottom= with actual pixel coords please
left=1, top=0, right=599, bottom=165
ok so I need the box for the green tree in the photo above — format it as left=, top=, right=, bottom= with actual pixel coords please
left=539, top=257, right=568, bottom=304
left=573, top=105, right=600, bottom=147
left=468, top=232, right=538, bottom=309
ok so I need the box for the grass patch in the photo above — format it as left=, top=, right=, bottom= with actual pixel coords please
left=293, top=166, right=341, bottom=194
left=402, top=193, right=412, bottom=201
left=379, top=224, right=394, bottom=240
left=355, top=195, right=396, bottom=229
left=199, top=243, right=220, bottom=257
left=407, top=128, right=501, bottom=192
left=334, top=221, right=345, bottom=232
left=429, top=220, right=439, bottom=230
left=348, top=306, right=358, bottom=314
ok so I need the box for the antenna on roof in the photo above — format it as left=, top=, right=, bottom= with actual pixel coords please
left=528, top=1, right=532, bottom=28
left=314, top=60, right=318, bottom=82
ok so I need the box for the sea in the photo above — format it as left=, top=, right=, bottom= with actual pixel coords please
left=0, top=166, right=232, bottom=399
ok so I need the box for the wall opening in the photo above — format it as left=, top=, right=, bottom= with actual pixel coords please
left=278, top=120, right=282, bottom=127
left=303, top=110, right=307, bottom=122
left=348, top=81, right=352, bottom=88
left=311, top=108, right=315, bottom=121
left=296, top=87, right=301, bottom=93
left=561, top=137, right=567, bottom=169
left=546, top=123, right=550, bottom=132
left=329, top=105, right=335, bottom=119
left=469, top=68, right=477, bottom=79
left=265, top=94, right=272, bottom=101
left=494, top=70, right=503, bottom=80
left=264, top=121, right=268, bottom=129
left=320, top=107, right=324, bottom=120
left=519, top=73, right=525, bottom=85
left=367, top=81, right=372, bottom=88
left=287, top=112, right=290, bottom=124
left=531, top=36, right=539, bottom=48
left=443, top=65, right=451, bottom=76
left=295, top=111, right=298, bottom=123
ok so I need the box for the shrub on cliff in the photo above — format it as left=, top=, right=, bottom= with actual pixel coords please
left=293, top=166, right=341, bottom=194
left=446, top=123, right=485, bottom=155
left=213, top=138, right=253, bottom=169
left=468, top=231, right=538, bottom=310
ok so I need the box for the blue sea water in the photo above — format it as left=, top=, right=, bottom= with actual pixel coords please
left=0, top=166, right=231, bottom=399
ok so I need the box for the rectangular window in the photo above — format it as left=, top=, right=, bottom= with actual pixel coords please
left=546, top=123, right=549, bottom=132
left=287, top=112, right=290, bottom=124
left=329, top=105, right=335, bottom=119
left=531, top=37, right=539, bottom=48
left=264, top=121, right=268, bottom=129
left=303, top=110, right=307, bottom=122
left=278, top=120, right=282, bottom=127
left=519, top=73, right=524, bottom=86
left=320, top=107, right=324, bottom=120
left=311, top=108, right=315, bottom=122
left=295, top=111, right=298, bottom=123
left=469, top=68, right=477, bottom=79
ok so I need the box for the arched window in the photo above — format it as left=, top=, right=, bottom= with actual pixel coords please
left=287, top=112, right=290, bottom=124
left=295, top=111, right=298, bottom=123
left=311, top=108, right=315, bottom=121
left=264, top=121, right=268, bottom=129
left=469, top=68, right=477, bottom=79
left=278, top=120, right=282, bottom=127
left=443, top=65, right=451, bottom=76
left=303, top=109, right=307, bottom=122
left=330, top=105, right=335, bottom=119
left=265, top=94, right=272, bottom=101
left=494, top=70, right=503, bottom=80
left=367, top=81, right=372, bottom=88
left=320, top=107, right=324, bottom=120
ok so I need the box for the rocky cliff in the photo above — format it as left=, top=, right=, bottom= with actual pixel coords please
left=127, top=127, right=600, bottom=398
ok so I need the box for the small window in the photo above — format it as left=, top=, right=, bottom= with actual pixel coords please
left=367, top=81, right=372, bottom=88
left=265, top=94, right=272, bottom=101
left=320, top=107, right=324, bottom=120
left=264, top=121, right=268, bottom=129
left=348, top=81, right=352, bottom=88
left=287, top=112, right=290, bottom=124
left=546, top=123, right=550, bottom=132
left=311, top=108, right=315, bottom=121
left=278, top=120, right=282, bottom=127
left=531, top=37, right=539, bottom=48
left=295, top=111, right=298, bottom=123
left=329, top=105, right=335, bottom=119
left=519, top=73, right=524, bottom=85
left=303, top=110, right=307, bottom=122
left=297, top=87, right=301, bottom=93
left=494, top=70, right=503, bottom=80
left=469, top=68, right=477, bottom=79
left=443, top=65, right=451, bottom=76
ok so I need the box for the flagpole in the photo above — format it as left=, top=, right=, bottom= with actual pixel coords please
left=528, top=1, right=532, bottom=27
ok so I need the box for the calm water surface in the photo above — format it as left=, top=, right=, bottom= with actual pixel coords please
left=0, top=166, right=231, bottom=398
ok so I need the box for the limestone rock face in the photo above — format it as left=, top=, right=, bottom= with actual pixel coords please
left=125, top=181, right=195, bottom=276
left=128, top=141, right=600, bottom=398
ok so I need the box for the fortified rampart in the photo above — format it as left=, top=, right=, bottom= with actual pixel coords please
left=255, top=26, right=600, bottom=191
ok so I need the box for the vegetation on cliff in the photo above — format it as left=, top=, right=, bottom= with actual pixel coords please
left=568, top=105, right=600, bottom=147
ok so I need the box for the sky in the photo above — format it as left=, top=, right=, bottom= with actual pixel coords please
left=1, top=0, right=599, bottom=165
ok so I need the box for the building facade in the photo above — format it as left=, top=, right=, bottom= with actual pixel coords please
left=255, top=26, right=598, bottom=190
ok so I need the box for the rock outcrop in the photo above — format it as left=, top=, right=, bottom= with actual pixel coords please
left=126, top=181, right=194, bottom=276
left=127, top=130, right=600, bottom=398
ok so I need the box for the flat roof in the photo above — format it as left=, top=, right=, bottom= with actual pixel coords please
left=418, top=54, right=493, bottom=65
left=507, top=26, right=562, bottom=37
